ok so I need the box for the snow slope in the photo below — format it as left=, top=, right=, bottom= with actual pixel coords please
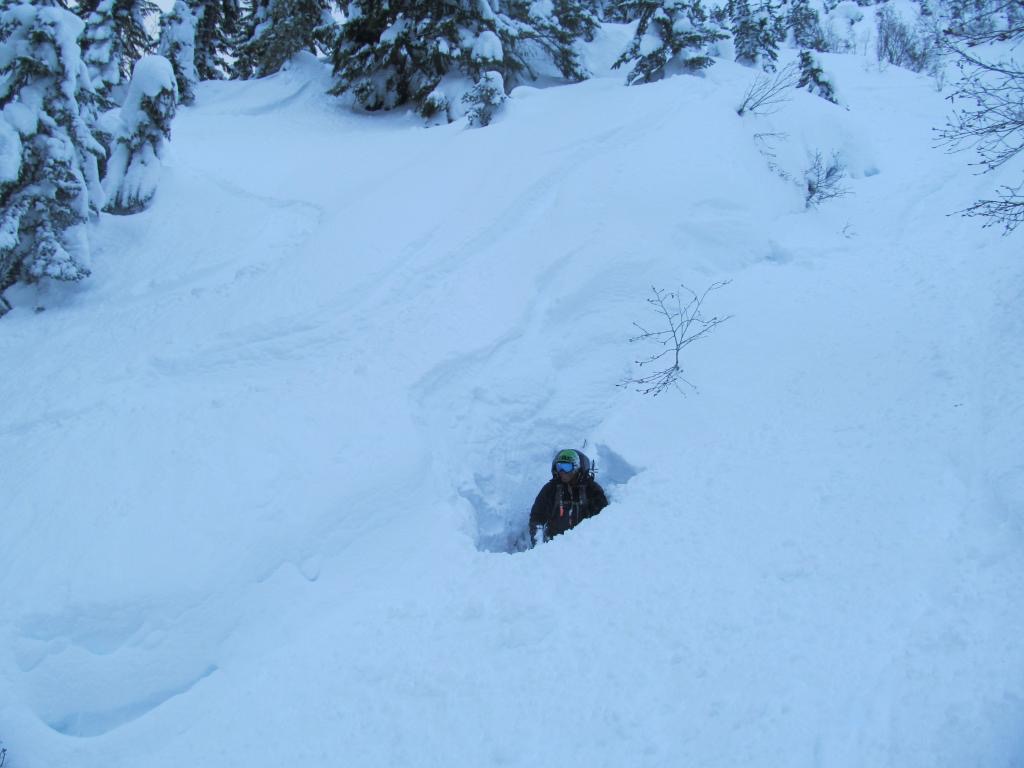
left=2, top=46, right=1023, bottom=767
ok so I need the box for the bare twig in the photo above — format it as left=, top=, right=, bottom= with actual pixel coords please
left=804, top=150, right=850, bottom=208
left=754, top=131, right=793, bottom=182
left=938, top=36, right=1024, bottom=232
left=943, top=0, right=1024, bottom=46
left=621, top=281, right=733, bottom=397
left=938, top=46, right=1024, bottom=171
left=957, top=182, right=1024, bottom=234
left=737, top=62, right=799, bottom=116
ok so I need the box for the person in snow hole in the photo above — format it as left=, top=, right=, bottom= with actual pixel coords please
left=529, top=449, right=608, bottom=545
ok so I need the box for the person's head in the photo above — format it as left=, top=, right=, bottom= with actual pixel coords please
left=551, top=449, right=582, bottom=484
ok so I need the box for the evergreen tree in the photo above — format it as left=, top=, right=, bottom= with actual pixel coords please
left=159, top=1, right=199, bottom=104
left=190, top=0, right=241, bottom=80
left=331, top=0, right=496, bottom=115
left=331, top=0, right=592, bottom=121
left=796, top=49, right=836, bottom=102
left=103, top=55, right=177, bottom=213
left=500, top=0, right=596, bottom=81
left=604, top=0, right=638, bottom=21
left=612, top=0, right=727, bottom=84
left=79, top=0, right=160, bottom=101
left=4, top=0, right=70, bottom=8
left=786, top=0, right=826, bottom=51
left=730, top=0, right=785, bottom=70
left=234, top=0, right=336, bottom=78
left=0, top=3, right=105, bottom=313
left=463, top=70, right=506, bottom=126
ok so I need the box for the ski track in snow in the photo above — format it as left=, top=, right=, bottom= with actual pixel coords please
left=2, top=48, right=1024, bottom=768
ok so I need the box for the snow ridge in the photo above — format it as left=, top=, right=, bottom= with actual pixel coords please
left=1, top=45, right=1023, bottom=768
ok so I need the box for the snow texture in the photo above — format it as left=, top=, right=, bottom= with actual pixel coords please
left=1, top=28, right=1023, bottom=768
left=471, top=29, right=503, bottom=62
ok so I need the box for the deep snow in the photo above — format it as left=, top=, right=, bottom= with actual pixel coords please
left=2, top=39, right=1023, bottom=768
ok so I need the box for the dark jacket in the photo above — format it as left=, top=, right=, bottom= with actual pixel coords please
left=529, top=476, right=608, bottom=544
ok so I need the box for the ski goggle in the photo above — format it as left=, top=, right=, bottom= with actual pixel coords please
left=554, top=461, right=576, bottom=473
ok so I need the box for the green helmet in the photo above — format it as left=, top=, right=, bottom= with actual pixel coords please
left=551, top=449, right=591, bottom=478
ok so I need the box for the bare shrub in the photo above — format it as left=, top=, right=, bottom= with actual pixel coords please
left=939, top=39, right=1024, bottom=232
left=621, top=282, right=732, bottom=397
left=876, top=6, right=942, bottom=73
left=736, top=61, right=799, bottom=116
left=754, top=131, right=794, bottom=182
left=804, top=150, right=850, bottom=208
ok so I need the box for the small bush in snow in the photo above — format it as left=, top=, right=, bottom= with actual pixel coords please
left=103, top=55, right=177, bottom=214
left=159, top=1, right=198, bottom=105
left=463, top=71, right=507, bottom=127
left=736, top=61, right=799, bottom=115
left=875, top=5, right=941, bottom=73
left=797, top=49, right=837, bottom=103
left=621, top=282, right=732, bottom=397
left=804, top=150, right=850, bottom=208
left=420, top=89, right=451, bottom=123
left=0, top=3, right=106, bottom=314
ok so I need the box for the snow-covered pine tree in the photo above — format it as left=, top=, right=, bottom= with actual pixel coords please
left=786, top=0, right=826, bottom=51
left=337, top=0, right=474, bottom=117
left=499, top=0, right=596, bottom=82
left=0, top=3, right=106, bottom=313
left=15, top=0, right=70, bottom=7
left=79, top=0, right=160, bottom=102
left=796, top=49, right=836, bottom=102
left=612, top=0, right=727, bottom=84
left=233, top=0, right=336, bottom=78
left=945, top=0, right=996, bottom=38
left=159, top=1, right=199, bottom=104
left=603, top=0, right=636, bottom=22
left=331, top=0, right=592, bottom=121
left=729, top=0, right=786, bottom=70
left=463, top=70, right=506, bottom=125
left=331, top=0, right=495, bottom=116
left=190, top=0, right=240, bottom=80
left=102, top=55, right=177, bottom=214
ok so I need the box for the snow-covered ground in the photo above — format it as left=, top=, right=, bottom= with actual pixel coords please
left=2, top=40, right=1023, bottom=768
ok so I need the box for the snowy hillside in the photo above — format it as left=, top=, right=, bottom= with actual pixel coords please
left=2, top=39, right=1024, bottom=768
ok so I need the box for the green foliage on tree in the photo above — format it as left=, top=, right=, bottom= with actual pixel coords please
left=612, top=0, right=727, bottom=84
left=234, top=0, right=337, bottom=79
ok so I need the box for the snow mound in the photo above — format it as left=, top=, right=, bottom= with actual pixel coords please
left=1, top=45, right=1023, bottom=768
